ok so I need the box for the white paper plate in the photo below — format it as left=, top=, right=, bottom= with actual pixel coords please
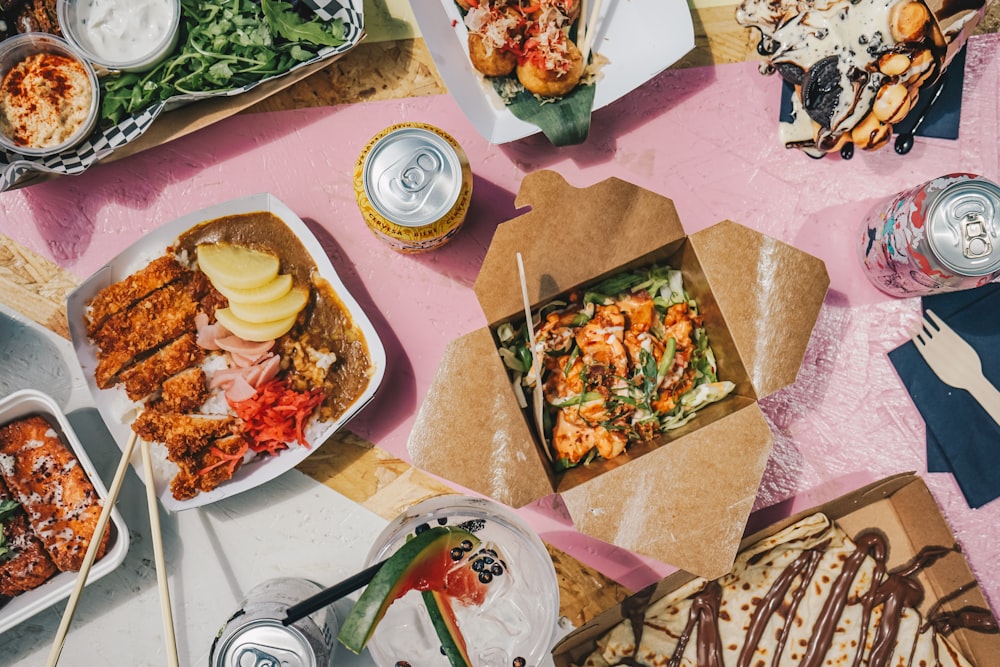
left=0, top=388, right=130, bottom=635
left=412, top=0, right=695, bottom=144
left=66, top=193, right=387, bottom=512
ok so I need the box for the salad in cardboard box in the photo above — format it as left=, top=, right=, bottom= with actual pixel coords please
left=408, top=171, right=830, bottom=579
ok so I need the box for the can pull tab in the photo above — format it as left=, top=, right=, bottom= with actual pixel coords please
left=235, top=646, right=288, bottom=667
left=381, top=149, right=444, bottom=214
left=962, top=213, right=993, bottom=259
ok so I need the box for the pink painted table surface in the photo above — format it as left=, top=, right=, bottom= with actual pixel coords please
left=3, top=34, right=1000, bottom=609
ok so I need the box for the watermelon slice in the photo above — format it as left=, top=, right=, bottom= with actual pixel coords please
left=423, top=589, right=474, bottom=667
left=337, top=525, right=487, bottom=655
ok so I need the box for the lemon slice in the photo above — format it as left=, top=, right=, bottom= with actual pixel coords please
left=215, top=308, right=297, bottom=342
left=197, top=244, right=280, bottom=290
left=228, top=286, right=309, bottom=324
left=214, top=273, right=294, bottom=305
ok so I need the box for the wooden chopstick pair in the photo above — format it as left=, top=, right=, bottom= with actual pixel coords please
left=45, top=425, right=179, bottom=667
left=578, top=0, right=606, bottom=65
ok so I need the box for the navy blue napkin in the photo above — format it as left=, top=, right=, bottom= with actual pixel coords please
left=888, top=283, right=1000, bottom=508
left=779, top=45, right=967, bottom=144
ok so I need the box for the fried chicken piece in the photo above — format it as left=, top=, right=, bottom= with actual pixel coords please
left=0, top=416, right=109, bottom=572
left=0, top=476, right=59, bottom=597
left=93, top=274, right=208, bottom=389
left=85, top=255, right=188, bottom=337
left=156, top=367, right=209, bottom=413
left=15, top=0, right=58, bottom=35
left=169, top=434, right=249, bottom=501
left=132, top=410, right=237, bottom=461
left=117, top=333, right=205, bottom=401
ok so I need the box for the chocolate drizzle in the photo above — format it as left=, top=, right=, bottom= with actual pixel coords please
left=668, top=581, right=724, bottom=667
left=599, top=524, right=996, bottom=667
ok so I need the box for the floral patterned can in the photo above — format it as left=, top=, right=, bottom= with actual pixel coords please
left=859, top=173, right=1000, bottom=296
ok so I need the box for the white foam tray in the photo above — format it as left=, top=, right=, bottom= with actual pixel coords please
left=66, top=193, right=387, bottom=511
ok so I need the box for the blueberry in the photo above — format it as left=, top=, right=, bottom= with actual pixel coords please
left=472, top=559, right=485, bottom=572
left=478, top=571, right=494, bottom=584
left=460, top=539, right=474, bottom=551
left=451, top=548, right=465, bottom=561
left=513, top=658, right=527, bottom=667
left=415, top=523, right=430, bottom=534
left=491, top=563, right=504, bottom=576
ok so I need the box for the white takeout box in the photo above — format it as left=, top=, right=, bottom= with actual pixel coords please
left=0, top=388, right=130, bottom=635
left=412, top=0, right=696, bottom=143
left=67, top=193, right=387, bottom=512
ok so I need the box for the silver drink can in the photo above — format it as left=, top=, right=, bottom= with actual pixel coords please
left=210, top=578, right=339, bottom=667
left=354, top=122, right=473, bottom=253
left=859, top=173, right=1000, bottom=296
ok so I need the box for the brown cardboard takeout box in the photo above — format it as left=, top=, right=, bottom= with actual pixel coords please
left=407, top=171, right=830, bottom=579
left=551, top=472, right=1000, bottom=667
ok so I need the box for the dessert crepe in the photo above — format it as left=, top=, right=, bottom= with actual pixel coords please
left=580, top=512, right=980, bottom=666
left=736, top=0, right=987, bottom=156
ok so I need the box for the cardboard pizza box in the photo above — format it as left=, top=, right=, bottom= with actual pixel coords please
left=552, top=472, right=1000, bottom=666
left=408, top=170, right=830, bottom=578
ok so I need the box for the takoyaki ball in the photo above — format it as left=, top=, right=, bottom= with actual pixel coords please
left=521, top=0, right=581, bottom=25
left=516, top=38, right=584, bottom=97
left=469, top=32, right=519, bottom=76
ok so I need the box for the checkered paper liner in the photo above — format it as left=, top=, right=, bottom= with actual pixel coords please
left=0, top=0, right=363, bottom=192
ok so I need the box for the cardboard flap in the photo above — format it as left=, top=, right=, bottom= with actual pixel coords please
left=474, top=171, right=687, bottom=323
left=559, top=405, right=774, bottom=579
left=688, top=221, right=829, bottom=397
left=407, top=327, right=555, bottom=507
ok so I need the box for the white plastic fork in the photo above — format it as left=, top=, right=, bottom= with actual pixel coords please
left=911, top=309, right=1000, bottom=427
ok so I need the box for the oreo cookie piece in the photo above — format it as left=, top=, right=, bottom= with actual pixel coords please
left=801, top=56, right=843, bottom=128
left=775, top=61, right=805, bottom=86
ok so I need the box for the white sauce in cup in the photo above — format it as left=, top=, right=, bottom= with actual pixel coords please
left=70, top=0, right=177, bottom=68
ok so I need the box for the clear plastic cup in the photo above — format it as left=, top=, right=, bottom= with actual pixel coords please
left=0, top=33, right=100, bottom=157
left=364, top=495, right=560, bottom=667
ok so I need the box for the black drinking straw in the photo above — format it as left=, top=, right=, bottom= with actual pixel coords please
left=282, top=560, right=385, bottom=626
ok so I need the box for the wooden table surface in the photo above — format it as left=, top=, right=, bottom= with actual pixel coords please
left=2, top=0, right=999, bottom=626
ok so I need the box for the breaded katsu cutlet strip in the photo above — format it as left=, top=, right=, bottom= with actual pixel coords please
left=117, top=333, right=205, bottom=401
left=132, top=410, right=238, bottom=461
left=0, top=416, right=109, bottom=572
left=169, top=434, right=248, bottom=501
left=0, top=475, right=59, bottom=598
left=85, top=255, right=187, bottom=337
left=155, top=366, right=209, bottom=413
left=93, top=272, right=210, bottom=389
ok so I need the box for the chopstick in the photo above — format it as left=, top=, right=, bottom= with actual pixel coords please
left=139, top=436, right=179, bottom=667
left=45, top=429, right=139, bottom=667
left=516, top=253, right=551, bottom=462
left=579, top=0, right=605, bottom=65
left=282, top=560, right=386, bottom=626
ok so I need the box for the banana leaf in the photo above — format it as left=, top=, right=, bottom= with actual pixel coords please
left=494, top=79, right=596, bottom=146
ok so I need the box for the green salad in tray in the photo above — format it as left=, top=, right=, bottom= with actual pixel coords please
left=0, top=0, right=360, bottom=192
left=497, top=264, right=735, bottom=471
left=101, top=0, right=349, bottom=125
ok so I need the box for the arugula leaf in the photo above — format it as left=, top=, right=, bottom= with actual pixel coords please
left=0, top=499, right=18, bottom=523
left=0, top=499, right=20, bottom=562
left=261, top=0, right=346, bottom=46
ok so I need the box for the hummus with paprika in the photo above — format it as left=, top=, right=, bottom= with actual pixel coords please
left=0, top=52, right=92, bottom=150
